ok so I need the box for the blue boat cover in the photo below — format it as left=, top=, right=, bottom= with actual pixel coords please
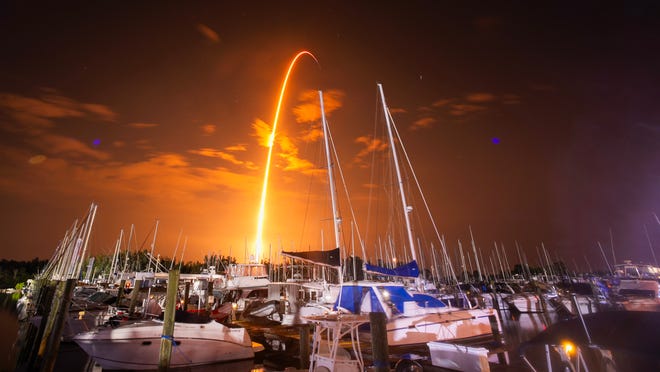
left=364, top=260, right=420, bottom=278
left=334, top=284, right=446, bottom=314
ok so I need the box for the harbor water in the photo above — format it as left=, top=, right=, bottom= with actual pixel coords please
left=1, top=305, right=19, bottom=371
left=1, top=290, right=572, bottom=372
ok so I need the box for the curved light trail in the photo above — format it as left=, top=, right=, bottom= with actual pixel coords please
left=254, top=50, right=318, bottom=263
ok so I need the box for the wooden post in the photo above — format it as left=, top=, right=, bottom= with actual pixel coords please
left=299, top=324, right=311, bottom=369
left=21, top=280, right=54, bottom=370
left=488, top=314, right=508, bottom=365
left=205, top=280, right=213, bottom=312
left=128, top=279, right=142, bottom=315
left=116, top=279, right=126, bottom=307
left=159, top=269, right=180, bottom=371
left=183, top=282, right=190, bottom=311
left=38, top=278, right=76, bottom=372
left=369, top=312, right=389, bottom=372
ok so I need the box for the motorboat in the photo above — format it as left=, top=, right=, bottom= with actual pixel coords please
left=73, top=319, right=256, bottom=370
left=334, top=281, right=502, bottom=347
left=504, top=281, right=558, bottom=313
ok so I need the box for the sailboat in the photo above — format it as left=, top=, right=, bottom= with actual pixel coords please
left=312, top=85, right=504, bottom=349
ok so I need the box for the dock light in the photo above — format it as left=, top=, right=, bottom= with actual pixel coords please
left=562, top=341, right=575, bottom=356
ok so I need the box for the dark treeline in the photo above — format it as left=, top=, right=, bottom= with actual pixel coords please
left=0, top=251, right=240, bottom=288
left=0, top=258, right=49, bottom=288
left=81, top=249, right=240, bottom=282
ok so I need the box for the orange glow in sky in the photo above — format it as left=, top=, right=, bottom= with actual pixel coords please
left=2, top=4, right=658, bottom=269
left=254, top=50, right=318, bottom=263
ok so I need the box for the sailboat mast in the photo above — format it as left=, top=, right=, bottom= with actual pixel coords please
left=609, top=228, right=617, bottom=266
left=319, top=91, right=342, bottom=252
left=377, top=83, right=418, bottom=264
left=319, top=90, right=344, bottom=284
left=458, top=239, right=468, bottom=283
left=469, top=226, right=483, bottom=282
left=147, top=219, right=159, bottom=272
left=597, top=241, right=613, bottom=275
left=643, top=224, right=659, bottom=266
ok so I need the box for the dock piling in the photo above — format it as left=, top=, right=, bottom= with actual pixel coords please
left=159, top=269, right=180, bottom=371
left=369, top=312, right=389, bottom=372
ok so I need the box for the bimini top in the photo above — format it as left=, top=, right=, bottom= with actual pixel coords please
left=334, top=282, right=446, bottom=315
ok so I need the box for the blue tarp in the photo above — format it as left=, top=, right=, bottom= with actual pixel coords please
left=335, top=285, right=385, bottom=313
left=334, top=284, right=446, bottom=314
left=364, top=260, right=420, bottom=278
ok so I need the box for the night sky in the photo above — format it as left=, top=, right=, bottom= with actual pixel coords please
left=1, top=1, right=659, bottom=272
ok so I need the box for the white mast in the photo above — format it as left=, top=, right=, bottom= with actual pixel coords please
left=319, top=90, right=343, bottom=283
left=377, top=83, right=418, bottom=265
left=643, top=224, right=658, bottom=266
left=469, top=226, right=483, bottom=281
left=147, top=219, right=159, bottom=272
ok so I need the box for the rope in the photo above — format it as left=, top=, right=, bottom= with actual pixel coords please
left=161, top=335, right=193, bottom=364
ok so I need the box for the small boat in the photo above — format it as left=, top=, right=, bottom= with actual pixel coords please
left=73, top=319, right=256, bottom=370
left=612, top=261, right=660, bottom=298
left=427, top=341, right=490, bottom=372
left=334, top=281, right=502, bottom=347
left=504, top=281, right=558, bottom=313
left=552, top=279, right=611, bottom=316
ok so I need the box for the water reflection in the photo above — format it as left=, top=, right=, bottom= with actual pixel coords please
left=0, top=294, right=19, bottom=371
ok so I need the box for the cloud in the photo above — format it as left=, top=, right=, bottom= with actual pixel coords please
left=431, top=99, right=453, bottom=108
left=292, top=89, right=344, bottom=123
left=197, top=24, right=221, bottom=43
left=449, top=103, right=486, bottom=116
left=301, top=127, right=323, bottom=142
left=201, top=124, right=216, bottom=136
left=251, top=119, right=273, bottom=148
left=225, top=144, right=247, bottom=152
left=353, top=135, right=388, bottom=167
left=388, top=107, right=406, bottom=115
left=79, top=103, right=117, bottom=121
left=128, top=122, right=159, bottom=129
left=276, top=135, right=319, bottom=175
left=135, top=139, right=155, bottom=150
left=0, top=91, right=115, bottom=179
left=189, top=147, right=258, bottom=170
left=0, top=92, right=117, bottom=133
left=27, top=134, right=111, bottom=161
left=28, top=155, right=47, bottom=165
left=465, top=93, right=496, bottom=103
left=410, top=117, right=436, bottom=131
left=501, top=94, right=521, bottom=104
left=249, top=88, right=346, bottom=178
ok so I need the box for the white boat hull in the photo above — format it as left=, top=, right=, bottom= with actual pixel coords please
left=73, top=320, right=254, bottom=370
left=386, top=308, right=497, bottom=346
left=505, top=293, right=554, bottom=313
left=427, top=341, right=490, bottom=372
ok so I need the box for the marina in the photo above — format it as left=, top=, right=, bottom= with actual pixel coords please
left=4, top=253, right=660, bottom=371
left=2, top=4, right=660, bottom=371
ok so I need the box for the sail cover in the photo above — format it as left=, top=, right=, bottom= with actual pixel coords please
left=281, top=247, right=341, bottom=268
left=364, top=260, right=419, bottom=278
